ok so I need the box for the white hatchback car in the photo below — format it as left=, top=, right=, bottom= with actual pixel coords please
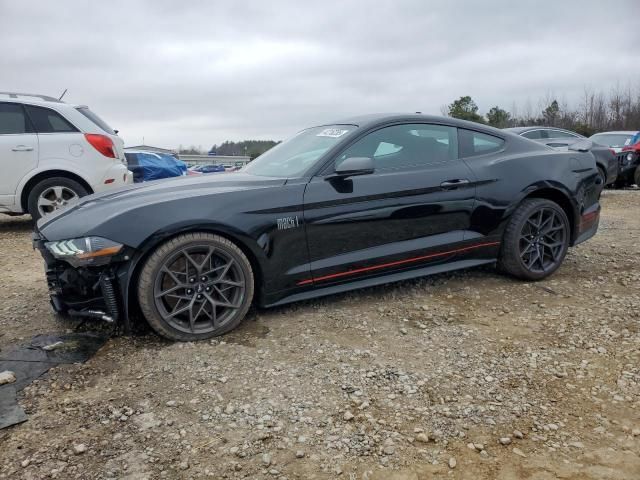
left=0, top=92, right=132, bottom=220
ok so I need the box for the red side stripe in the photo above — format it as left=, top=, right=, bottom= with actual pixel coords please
left=297, top=241, right=501, bottom=286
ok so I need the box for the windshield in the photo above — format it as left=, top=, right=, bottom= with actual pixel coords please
left=243, top=125, right=356, bottom=177
left=589, top=133, right=633, bottom=148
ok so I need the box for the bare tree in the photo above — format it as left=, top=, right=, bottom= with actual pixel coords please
left=446, top=86, right=640, bottom=133
left=609, top=83, right=624, bottom=129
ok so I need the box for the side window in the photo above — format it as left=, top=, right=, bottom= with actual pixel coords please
left=522, top=130, right=542, bottom=139
left=548, top=130, right=577, bottom=139
left=76, top=107, right=114, bottom=134
left=0, top=103, right=30, bottom=134
left=24, top=105, right=78, bottom=133
left=459, top=129, right=505, bottom=157
left=337, top=123, right=458, bottom=171
left=374, top=142, right=403, bottom=157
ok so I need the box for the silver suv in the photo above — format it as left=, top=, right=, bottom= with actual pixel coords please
left=0, top=92, right=132, bottom=219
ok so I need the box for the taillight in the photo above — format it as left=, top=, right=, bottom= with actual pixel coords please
left=84, top=134, right=116, bottom=158
left=622, top=143, right=640, bottom=153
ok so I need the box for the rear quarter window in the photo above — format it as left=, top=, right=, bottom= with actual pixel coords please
left=459, top=129, right=505, bottom=157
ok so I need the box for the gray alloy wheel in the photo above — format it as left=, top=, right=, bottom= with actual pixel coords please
left=498, top=198, right=570, bottom=281
left=137, top=233, right=254, bottom=341
left=37, top=186, right=79, bottom=217
left=518, top=207, right=567, bottom=274
left=27, top=177, right=88, bottom=221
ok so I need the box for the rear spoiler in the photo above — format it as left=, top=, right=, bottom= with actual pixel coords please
left=568, top=140, right=593, bottom=152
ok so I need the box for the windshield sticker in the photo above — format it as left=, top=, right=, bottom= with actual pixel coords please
left=317, top=128, right=350, bottom=138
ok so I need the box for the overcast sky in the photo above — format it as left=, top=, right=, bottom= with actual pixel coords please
left=1, top=0, right=639, bottom=149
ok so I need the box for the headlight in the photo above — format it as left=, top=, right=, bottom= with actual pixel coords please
left=626, top=152, right=634, bottom=163
left=45, top=237, right=123, bottom=267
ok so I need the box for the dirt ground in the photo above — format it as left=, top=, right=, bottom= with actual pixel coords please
left=0, top=190, right=639, bottom=480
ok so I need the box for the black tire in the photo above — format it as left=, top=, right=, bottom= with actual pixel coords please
left=597, top=166, right=606, bottom=189
left=634, top=166, right=640, bottom=187
left=137, top=232, right=254, bottom=341
left=498, top=198, right=570, bottom=281
left=27, top=177, right=88, bottom=221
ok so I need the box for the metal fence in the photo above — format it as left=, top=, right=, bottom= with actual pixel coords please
left=179, top=154, right=251, bottom=167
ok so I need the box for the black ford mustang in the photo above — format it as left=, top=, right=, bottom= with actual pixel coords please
left=34, top=114, right=602, bottom=341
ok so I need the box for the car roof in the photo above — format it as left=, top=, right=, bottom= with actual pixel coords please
left=0, top=91, right=65, bottom=104
left=504, top=126, right=577, bottom=133
left=323, top=113, right=509, bottom=136
left=0, top=92, right=86, bottom=111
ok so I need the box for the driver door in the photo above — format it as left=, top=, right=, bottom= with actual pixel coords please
left=301, top=123, right=477, bottom=287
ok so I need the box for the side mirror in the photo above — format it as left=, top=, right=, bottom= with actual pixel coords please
left=327, top=157, right=374, bottom=180
left=568, top=140, right=592, bottom=152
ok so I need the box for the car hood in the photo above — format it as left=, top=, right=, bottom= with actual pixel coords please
left=37, top=172, right=287, bottom=241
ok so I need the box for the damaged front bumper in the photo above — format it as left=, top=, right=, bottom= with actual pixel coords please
left=32, top=230, right=132, bottom=326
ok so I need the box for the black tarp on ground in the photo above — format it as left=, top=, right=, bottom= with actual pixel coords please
left=0, top=333, right=108, bottom=429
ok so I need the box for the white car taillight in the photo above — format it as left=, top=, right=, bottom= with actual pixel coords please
left=84, top=134, right=116, bottom=158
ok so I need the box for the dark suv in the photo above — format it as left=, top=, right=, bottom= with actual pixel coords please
left=590, top=131, right=640, bottom=187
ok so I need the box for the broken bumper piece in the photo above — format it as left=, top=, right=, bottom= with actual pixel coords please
left=32, top=230, right=129, bottom=324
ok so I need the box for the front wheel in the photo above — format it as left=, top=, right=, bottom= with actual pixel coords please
left=137, top=233, right=254, bottom=341
left=597, top=167, right=606, bottom=189
left=498, top=198, right=570, bottom=281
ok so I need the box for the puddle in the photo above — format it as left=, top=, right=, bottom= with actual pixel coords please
left=0, top=333, right=108, bottom=429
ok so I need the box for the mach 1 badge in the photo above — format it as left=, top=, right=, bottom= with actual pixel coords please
left=276, top=216, right=300, bottom=230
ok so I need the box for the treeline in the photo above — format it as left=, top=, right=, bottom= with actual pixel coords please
left=210, top=140, right=279, bottom=158
left=178, top=140, right=279, bottom=158
left=444, top=87, right=640, bottom=136
left=177, top=145, right=204, bottom=155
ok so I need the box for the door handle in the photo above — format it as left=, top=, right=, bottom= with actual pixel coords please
left=12, top=145, right=34, bottom=152
left=440, top=179, right=470, bottom=190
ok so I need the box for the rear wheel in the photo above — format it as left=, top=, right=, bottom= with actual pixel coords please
left=27, top=177, right=88, bottom=221
left=137, top=233, right=254, bottom=341
left=498, top=198, right=570, bottom=281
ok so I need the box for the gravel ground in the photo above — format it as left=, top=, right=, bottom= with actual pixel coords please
left=0, top=190, right=639, bottom=480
